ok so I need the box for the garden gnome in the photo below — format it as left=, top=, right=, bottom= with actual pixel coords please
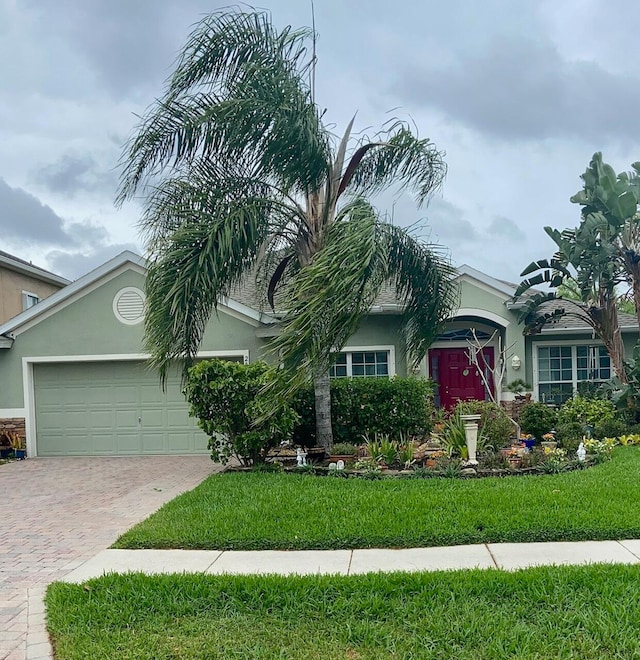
left=577, top=442, right=586, bottom=462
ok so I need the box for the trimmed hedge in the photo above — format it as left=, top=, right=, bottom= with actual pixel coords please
left=292, top=377, right=434, bottom=446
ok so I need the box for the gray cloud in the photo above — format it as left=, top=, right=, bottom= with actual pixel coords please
left=426, top=198, right=479, bottom=244
left=0, top=178, right=69, bottom=245
left=22, top=0, right=216, bottom=99
left=34, top=155, right=93, bottom=195
left=487, top=216, right=525, bottom=241
left=33, top=154, right=119, bottom=197
left=46, top=242, right=140, bottom=281
left=395, top=37, right=640, bottom=142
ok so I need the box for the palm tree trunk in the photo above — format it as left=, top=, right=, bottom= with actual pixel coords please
left=313, top=374, right=333, bottom=453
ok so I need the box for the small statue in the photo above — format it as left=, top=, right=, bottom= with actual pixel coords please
left=296, top=447, right=307, bottom=466
left=577, top=442, right=586, bottom=462
left=336, top=460, right=345, bottom=470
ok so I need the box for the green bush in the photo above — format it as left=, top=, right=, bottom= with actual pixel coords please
left=292, top=377, right=434, bottom=446
left=555, top=422, right=584, bottom=453
left=519, top=402, right=558, bottom=440
left=593, top=418, right=628, bottom=440
left=557, top=395, right=616, bottom=430
left=454, top=400, right=515, bottom=448
left=184, top=359, right=298, bottom=466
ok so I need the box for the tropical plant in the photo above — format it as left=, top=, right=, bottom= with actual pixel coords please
left=398, top=442, right=416, bottom=470
left=440, top=410, right=469, bottom=459
left=515, top=153, right=640, bottom=383
left=115, top=8, right=458, bottom=452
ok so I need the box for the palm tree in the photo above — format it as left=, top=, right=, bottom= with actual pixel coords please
left=116, top=9, right=459, bottom=451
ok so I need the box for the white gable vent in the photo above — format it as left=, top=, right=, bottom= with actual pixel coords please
left=113, top=287, right=145, bottom=325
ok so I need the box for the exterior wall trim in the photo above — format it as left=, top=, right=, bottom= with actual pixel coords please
left=454, top=307, right=510, bottom=328
left=0, top=408, right=26, bottom=417
left=23, top=349, right=250, bottom=457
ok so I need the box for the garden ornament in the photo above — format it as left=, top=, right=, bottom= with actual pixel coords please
left=576, top=442, right=586, bottom=462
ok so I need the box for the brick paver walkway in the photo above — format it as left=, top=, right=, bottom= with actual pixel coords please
left=0, top=456, right=218, bottom=659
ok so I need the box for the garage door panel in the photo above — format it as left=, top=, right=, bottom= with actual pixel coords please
left=116, top=434, right=143, bottom=454
left=34, top=361, right=211, bottom=456
left=89, top=411, right=113, bottom=430
left=115, top=410, right=139, bottom=427
left=168, top=432, right=195, bottom=453
left=92, top=434, right=118, bottom=454
left=85, top=386, right=113, bottom=405
left=166, top=408, right=192, bottom=426
left=142, top=433, right=165, bottom=453
left=59, top=435, right=93, bottom=455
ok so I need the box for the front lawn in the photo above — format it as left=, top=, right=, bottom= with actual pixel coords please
left=114, top=447, right=640, bottom=550
left=47, top=565, right=640, bottom=659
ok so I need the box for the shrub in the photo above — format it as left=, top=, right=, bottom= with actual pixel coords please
left=594, top=418, right=628, bottom=441
left=184, top=359, right=298, bottom=466
left=557, top=395, right=616, bottom=430
left=519, top=402, right=558, bottom=440
left=291, top=377, right=434, bottom=447
left=454, top=400, right=515, bottom=448
left=555, top=422, right=584, bottom=453
left=331, top=442, right=358, bottom=456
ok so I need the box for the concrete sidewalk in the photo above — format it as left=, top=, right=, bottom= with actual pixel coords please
left=61, top=539, right=640, bottom=582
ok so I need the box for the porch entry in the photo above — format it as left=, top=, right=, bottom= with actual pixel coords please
left=429, top=347, right=494, bottom=409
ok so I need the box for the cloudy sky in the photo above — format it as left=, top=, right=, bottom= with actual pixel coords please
left=1, top=0, right=639, bottom=282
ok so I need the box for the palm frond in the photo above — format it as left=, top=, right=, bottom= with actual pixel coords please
left=168, top=11, right=314, bottom=98
left=270, top=199, right=388, bottom=389
left=116, top=9, right=331, bottom=204
left=141, top=175, right=299, bottom=380
left=384, top=225, right=459, bottom=364
left=340, top=122, right=446, bottom=206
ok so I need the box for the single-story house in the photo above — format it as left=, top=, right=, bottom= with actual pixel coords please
left=0, top=250, right=636, bottom=457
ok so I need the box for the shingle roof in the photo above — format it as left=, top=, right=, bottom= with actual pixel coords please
left=535, top=299, right=638, bottom=332
left=0, top=250, right=70, bottom=284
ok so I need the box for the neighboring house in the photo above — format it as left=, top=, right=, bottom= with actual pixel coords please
left=0, top=251, right=635, bottom=457
left=0, top=250, right=69, bottom=324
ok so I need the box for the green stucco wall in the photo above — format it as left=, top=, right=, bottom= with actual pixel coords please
left=0, top=268, right=266, bottom=408
left=455, top=280, right=526, bottom=387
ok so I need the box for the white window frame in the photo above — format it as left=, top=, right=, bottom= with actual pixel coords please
left=329, top=345, right=396, bottom=378
left=22, top=290, right=40, bottom=310
left=532, top=339, right=611, bottom=402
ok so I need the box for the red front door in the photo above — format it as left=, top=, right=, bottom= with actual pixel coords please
left=429, top=347, right=494, bottom=409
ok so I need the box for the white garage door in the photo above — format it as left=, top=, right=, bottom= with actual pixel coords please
left=34, top=361, right=211, bottom=456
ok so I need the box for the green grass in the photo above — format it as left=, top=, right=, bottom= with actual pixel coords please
left=114, top=447, right=640, bottom=550
left=46, top=565, right=640, bottom=659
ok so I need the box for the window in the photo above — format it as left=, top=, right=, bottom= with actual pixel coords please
left=536, top=344, right=611, bottom=404
left=22, top=291, right=40, bottom=310
left=329, top=350, right=390, bottom=378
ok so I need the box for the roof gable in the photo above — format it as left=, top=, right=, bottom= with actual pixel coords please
left=455, top=264, right=518, bottom=299
left=0, top=251, right=273, bottom=340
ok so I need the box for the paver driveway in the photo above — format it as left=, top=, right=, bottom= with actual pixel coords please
left=0, top=456, right=218, bottom=659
